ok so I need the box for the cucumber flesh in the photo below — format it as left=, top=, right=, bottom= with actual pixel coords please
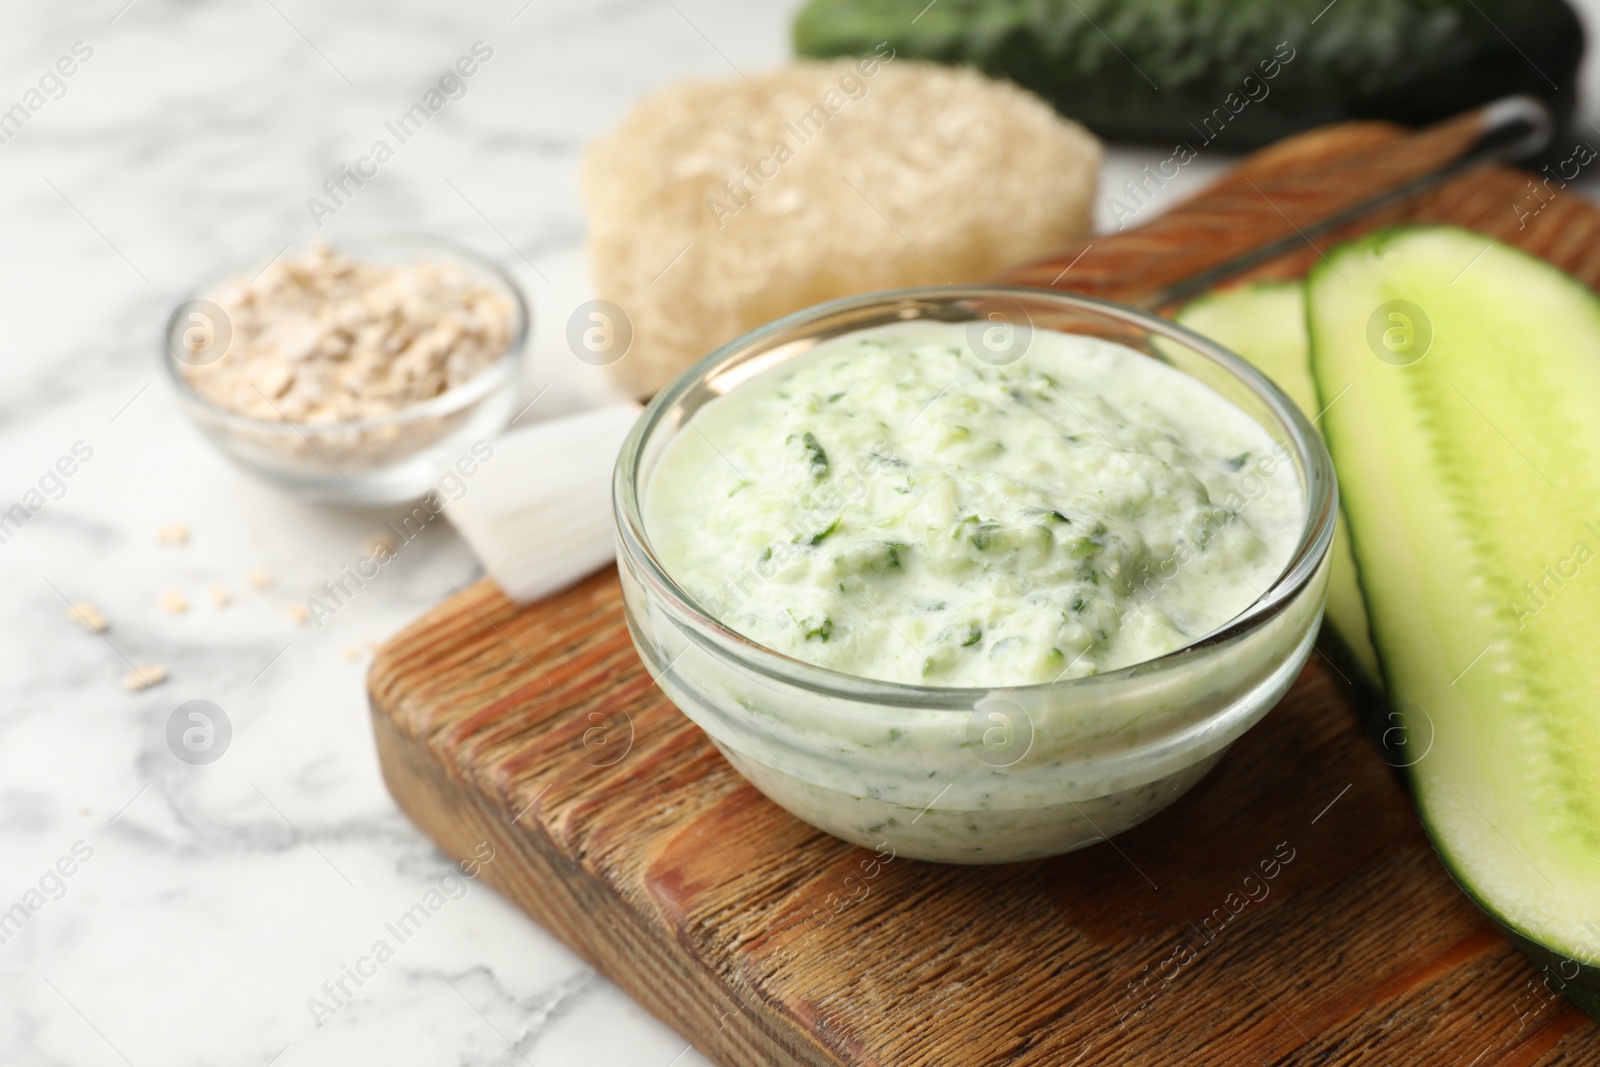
left=1177, top=283, right=1382, bottom=686
left=1308, top=227, right=1600, bottom=1016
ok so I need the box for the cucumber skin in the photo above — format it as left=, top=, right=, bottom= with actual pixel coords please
left=1431, top=800, right=1600, bottom=1020
left=1498, top=922, right=1600, bottom=1021
left=792, top=0, right=1583, bottom=148
left=1307, top=225, right=1600, bottom=1022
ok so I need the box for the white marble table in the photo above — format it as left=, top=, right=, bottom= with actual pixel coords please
left=4, top=2, right=1600, bottom=1064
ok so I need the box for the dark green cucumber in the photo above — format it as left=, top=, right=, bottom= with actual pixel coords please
left=1308, top=226, right=1600, bottom=1018
left=793, top=0, right=1583, bottom=148
left=1177, top=283, right=1382, bottom=686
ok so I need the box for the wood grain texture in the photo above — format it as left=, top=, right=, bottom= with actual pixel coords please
left=1002, top=109, right=1489, bottom=303
left=369, top=114, right=1600, bottom=1065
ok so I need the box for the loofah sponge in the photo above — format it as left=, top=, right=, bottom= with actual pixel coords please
left=582, top=58, right=1102, bottom=396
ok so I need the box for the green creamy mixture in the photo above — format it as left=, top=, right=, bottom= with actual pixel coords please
left=646, top=321, right=1303, bottom=687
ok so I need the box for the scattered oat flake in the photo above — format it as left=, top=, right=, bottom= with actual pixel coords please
left=247, top=569, right=274, bottom=590
left=287, top=603, right=310, bottom=624
left=341, top=645, right=363, bottom=661
left=160, top=590, right=189, bottom=614
left=157, top=523, right=189, bottom=545
left=67, top=602, right=109, bottom=633
left=209, top=585, right=231, bottom=607
left=122, top=664, right=168, bottom=691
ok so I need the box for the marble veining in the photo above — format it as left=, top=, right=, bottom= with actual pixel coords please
left=3, top=0, right=1599, bottom=1064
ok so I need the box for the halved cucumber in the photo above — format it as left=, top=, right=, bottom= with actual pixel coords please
left=1177, top=283, right=1382, bottom=686
left=1308, top=226, right=1600, bottom=1016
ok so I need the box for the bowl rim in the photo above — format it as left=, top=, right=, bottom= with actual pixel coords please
left=614, top=284, right=1339, bottom=709
left=160, top=231, right=530, bottom=435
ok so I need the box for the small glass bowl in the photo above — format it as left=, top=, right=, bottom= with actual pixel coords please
left=614, top=286, right=1337, bottom=865
left=163, top=234, right=528, bottom=507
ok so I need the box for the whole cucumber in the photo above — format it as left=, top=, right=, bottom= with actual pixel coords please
left=793, top=0, right=1584, bottom=148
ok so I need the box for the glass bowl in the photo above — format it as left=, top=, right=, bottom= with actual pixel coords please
left=163, top=234, right=528, bottom=507
left=614, top=286, right=1337, bottom=864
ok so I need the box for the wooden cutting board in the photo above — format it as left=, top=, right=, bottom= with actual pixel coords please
left=369, top=111, right=1600, bottom=1064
